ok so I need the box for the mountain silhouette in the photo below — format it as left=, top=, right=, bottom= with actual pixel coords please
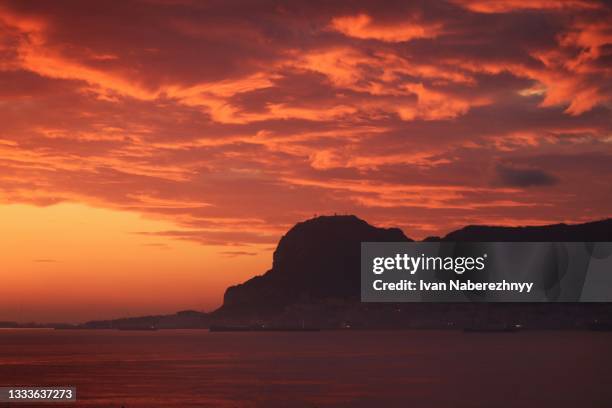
left=217, top=215, right=409, bottom=316
left=215, top=215, right=612, bottom=321
left=433, top=219, right=612, bottom=242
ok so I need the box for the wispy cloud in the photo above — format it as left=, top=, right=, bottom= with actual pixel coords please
left=0, top=0, right=610, bottom=240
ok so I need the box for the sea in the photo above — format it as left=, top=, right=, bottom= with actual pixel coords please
left=0, top=329, right=611, bottom=407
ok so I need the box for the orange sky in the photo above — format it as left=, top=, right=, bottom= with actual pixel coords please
left=0, top=0, right=611, bottom=322
left=0, top=203, right=271, bottom=321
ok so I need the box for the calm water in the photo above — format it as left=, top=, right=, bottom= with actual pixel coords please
left=0, top=329, right=611, bottom=407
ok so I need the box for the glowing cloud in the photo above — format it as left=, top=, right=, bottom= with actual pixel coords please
left=330, top=13, right=441, bottom=42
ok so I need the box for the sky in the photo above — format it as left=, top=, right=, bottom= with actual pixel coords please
left=0, top=0, right=611, bottom=322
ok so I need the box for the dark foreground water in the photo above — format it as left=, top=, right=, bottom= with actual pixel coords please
left=0, top=329, right=611, bottom=407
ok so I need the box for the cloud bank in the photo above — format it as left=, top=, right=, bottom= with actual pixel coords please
left=0, top=0, right=611, bottom=241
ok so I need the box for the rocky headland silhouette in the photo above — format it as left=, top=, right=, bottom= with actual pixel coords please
left=58, top=215, right=612, bottom=330
left=219, top=215, right=409, bottom=317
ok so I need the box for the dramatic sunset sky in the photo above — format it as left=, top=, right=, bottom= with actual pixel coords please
left=1, top=0, right=611, bottom=321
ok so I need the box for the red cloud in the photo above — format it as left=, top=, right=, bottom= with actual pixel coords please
left=0, top=0, right=611, bottom=242
left=330, top=13, right=442, bottom=42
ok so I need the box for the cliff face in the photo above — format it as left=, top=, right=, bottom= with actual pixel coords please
left=218, top=215, right=410, bottom=316
left=216, top=215, right=612, bottom=321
